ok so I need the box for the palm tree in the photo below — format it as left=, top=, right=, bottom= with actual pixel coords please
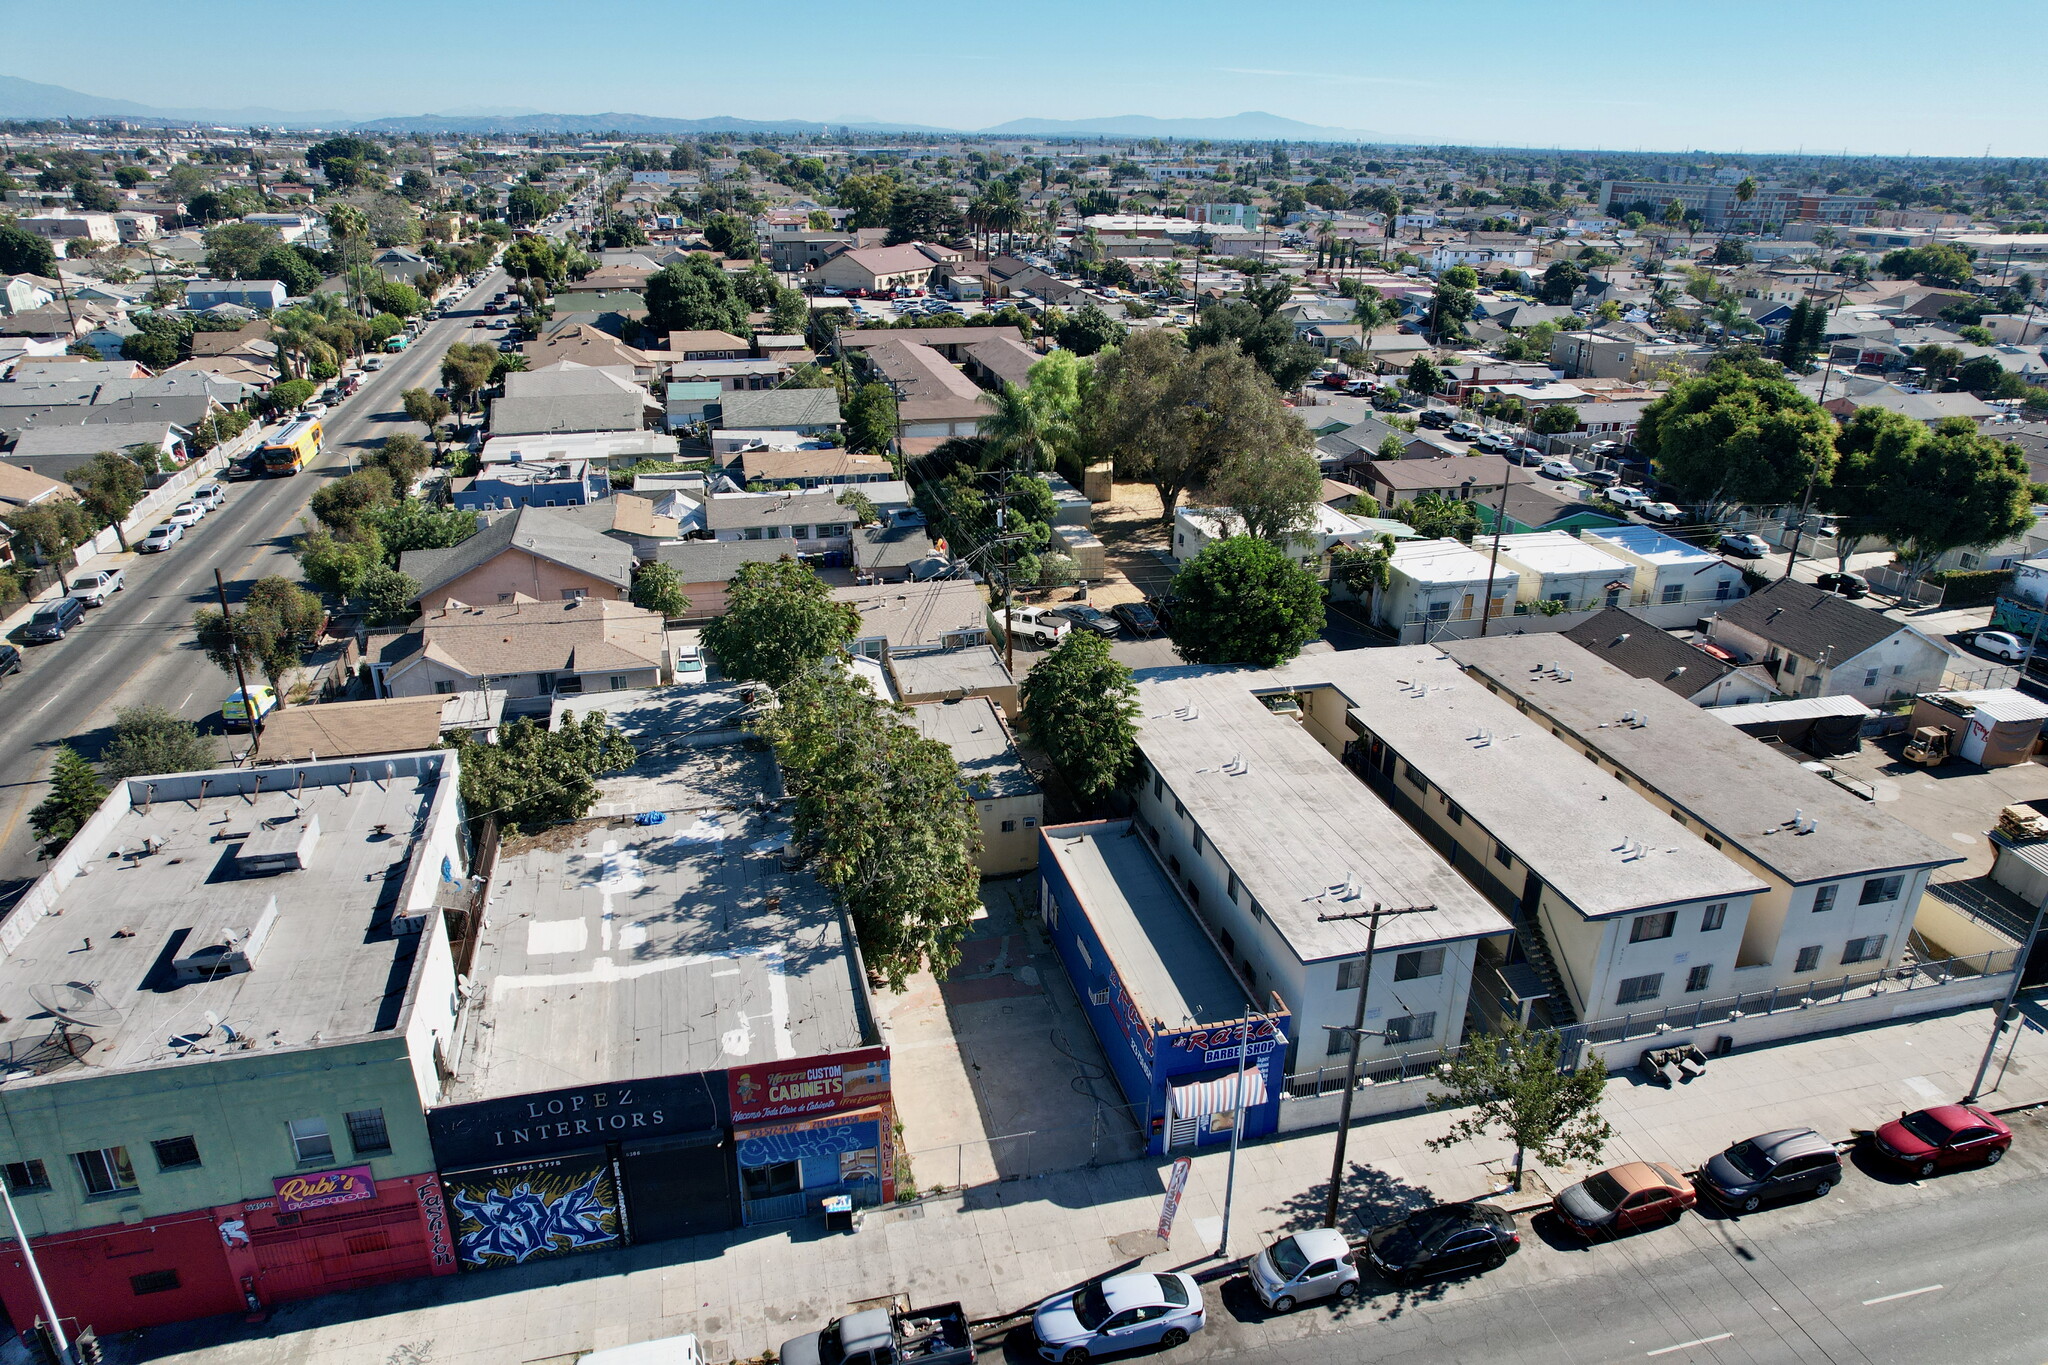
left=324, top=202, right=370, bottom=315
left=1735, top=175, right=1758, bottom=231
left=1350, top=287, right=1391, bottom=375
left=1813, top=225, right=1839, bottom=252
left=979, top=381, right=1073, bottom=477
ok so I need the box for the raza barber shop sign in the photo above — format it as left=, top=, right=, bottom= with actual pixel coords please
left=728, top=1046, right=890, bottom=1126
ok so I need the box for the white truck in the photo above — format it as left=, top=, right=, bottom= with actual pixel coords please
left=1003, top=606, right=1072, bottom=647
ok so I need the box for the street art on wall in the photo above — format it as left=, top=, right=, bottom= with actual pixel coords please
left=735, top=1115, right=881, bottom=1169
left=441, top=1149, right=625, bottom=1270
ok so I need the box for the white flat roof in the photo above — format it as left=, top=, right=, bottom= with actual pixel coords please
left=1581, top=524, right=1722, bottom=567
left=1495, top=531, right=1635, bottom=577
left=1391, top=537, right=1517, bottom=586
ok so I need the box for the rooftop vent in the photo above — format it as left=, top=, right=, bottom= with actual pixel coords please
left=173, top=895, right=278, bottom=983
left=235, top=811, right=321, bottom=875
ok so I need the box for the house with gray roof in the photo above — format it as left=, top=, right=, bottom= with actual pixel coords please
left=709, top=388, right=842, bottom=435
left=1563, top=607, right=1778, bottom=707
left=1704, top=578, right=1952, bottom=705
left=488, top=390, right=649, bottom=437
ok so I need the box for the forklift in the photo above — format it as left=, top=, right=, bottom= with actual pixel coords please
left=1903, top=725, right=1952, bottom=767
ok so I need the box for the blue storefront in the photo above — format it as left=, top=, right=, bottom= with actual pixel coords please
left=1038, top=820, right=1289, bottom=1154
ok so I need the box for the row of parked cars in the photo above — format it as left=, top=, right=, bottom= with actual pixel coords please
left=1003, top=600, right=1162, bottom=647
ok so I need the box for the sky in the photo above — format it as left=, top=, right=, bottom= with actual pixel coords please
left=5, top=0, right=2044, bottom=157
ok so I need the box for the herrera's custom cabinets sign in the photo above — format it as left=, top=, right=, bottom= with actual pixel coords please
left=727, top=1046, right=890, bottom=1125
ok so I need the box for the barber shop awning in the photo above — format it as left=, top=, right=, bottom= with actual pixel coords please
left=1170, top=1069, right=1269, bottom=1119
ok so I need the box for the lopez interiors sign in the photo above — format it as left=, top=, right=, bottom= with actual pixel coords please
left=427, top=1075, right=728, bottom=1168
left=728, top=1046, right=890, bottom=1126
left=275, top=1165, right=377, bottom=1213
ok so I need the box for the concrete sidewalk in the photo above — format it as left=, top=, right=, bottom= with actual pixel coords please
left=124, top=989, right=2048, bottom=1365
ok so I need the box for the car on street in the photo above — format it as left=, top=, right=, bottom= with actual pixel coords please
left=1056, top=604, right=1122, bottom=638
left=166, top=501, right=205, bottom=529
left=222, top=456, right=260, bottom=481
left=192, top=483, right=226, bottom=509
left=68, top=569, right=125, bottom=606
left=302, top=401, right=328, bottom=418
left=1004, top=606, right=1073, bottom=646
left=1249, top=1227, right=1360, bottom=1311
left=0, top=643, right=19, bottom=681
left=1696, top=1127, right=1842, bottom=1212
left=1871, top=1104, right=2011, bottom=1176
left=138, top=522, right=184, bottom=553
left=1607, top=486, right=1650, bottom=509
left=1447, top=422, right=1478, bottom=440
left=1640, top=501, right=1685, bottom=524
left=1418, top=409, right=1453, bottom=429
left=1031, top=1271, right=1204, bottom=1363
left=1814, top=571, right=1869, bottom=598
left=221, top=685, right=279, bottom=730
left=1552, top=1161, right=1696, bottom=1239
left=1111, top=601, right=1162, bottom=636
left=1578, top=468, right=1619, bottom=487
left=1538, top=459, right=1578, bottom=479
left=1362, top=1202, right=1520, bottom=1286
left=1719, top=532, right=1771, bottom=559
left=22, top=597, right=85, bottom=643
left=1502, top=445, right=1543, bottom=465
left=675, top=646, right=706, bottom=681
left=1968, top=630, right=2031, bottom=662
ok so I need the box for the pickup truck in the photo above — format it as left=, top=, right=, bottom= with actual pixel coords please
left=782, top=1302, right=975, bottom=1365
left=1003, top=606, right=1072, bottom=647
left=68, top=568, right=125, bottom=606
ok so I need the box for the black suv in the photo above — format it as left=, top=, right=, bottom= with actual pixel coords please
left=1697, top=1128, right=1842, bottom=1212
left=0, top=643, right=19, bottom=680
left=1417, top=409, right=1453, bottom=430
left=1363, top=1202, right=1520, bottom=1285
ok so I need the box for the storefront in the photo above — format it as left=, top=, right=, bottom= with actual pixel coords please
left=0, top=1209, right=240, bottom=1338
left=214, top=1169, right=457, bottom=1305
left=727, top=1047, right=894, bottom=1225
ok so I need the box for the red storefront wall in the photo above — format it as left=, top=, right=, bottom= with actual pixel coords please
left=0, top=1208, right=240, bottom=1338
left=216, top=1172, right=457, bottom=1307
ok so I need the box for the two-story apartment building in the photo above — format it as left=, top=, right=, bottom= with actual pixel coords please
left=702, top=490, right=855, bottom=548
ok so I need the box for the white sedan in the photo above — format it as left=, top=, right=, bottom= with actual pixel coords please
left=138, top=523, right=183, bottom=553
left=1970, top=630, right=2032, bottom=662
left=166, top=502, right=205, bottom=529
left=1538, top=459, right=1578, bottom=480
left=1608, top=486, right=1650, bottom=509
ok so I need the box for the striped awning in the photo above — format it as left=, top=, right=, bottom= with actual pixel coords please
left=1170, top=1069, right=1269, bottom=1119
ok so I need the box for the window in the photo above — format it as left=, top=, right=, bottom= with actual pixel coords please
left=129, top=1270, right=181, bottom=1296
left=1153, top=774, right=1165, bottom=801
left=1218, top=929, right=1236, bottom=957
left=1023, top=817, right=1037, bottom=828
left=288, top=1118, right=334, bottom=1164
left=1337, top=959, right=1367, bottom=991
left=1842, top=935, right=1888, bottom=965
left=1192, top=827, right=1205, bottom=855
left=74, top=1146, right=136, bottom=1196
left=1716, top=579, right=1734, bottom=600
left=433, top=681, right=454, bottom=695
left=1426, top=600, right=1451, bottom=622
left=1705, top=834, right=1723, bottom=849
left=743, top=1160, right=802, bottom=1201
left=1326, top=1027, right=1353, bottom=1056
left=1812, top=884, right=1838, bottom=914
left=1001, top=819, right=1017, bottom=832
left=1662, top=583, right=1683, bottom=604
left=150, top=1136, right=200, bottom=1171
left=1493, top=839, right=1512, bottom=868
left=792, top=524, right=811, bottom=539
left=608, top=676, right=628, bottom=691
left=1685, top=964, right=1713, bottom=993
left=1669, top=809, right=1686, bottom=825
left=1616, top=974, right=1663, bottom=1006
left=560, top=588, right=587, bottom=600
left=1794, top=945, right=1822, bottom=973
left=1174, top=798, right=1186, bottom=818
left=1226, top=872, right=1240, bottom=904
left=1701, top=903, right=1727, bottom=933
left=826, top=524, right=848, bottom=537
left=1630, top=911, right=1677, bottom=943
left=346, top=1109, right=392, bottom=1156
left=1394, top=947, right=1445, bottom=980
left=1403, top=761, right=1427, bottom=791
left=1864, top=668, right=1880, bottom=688
left=1384, top=1012, right=1436, bottom=1044
left=1859, top=875, right=1904, bottom=905
left=1446, top=802, right=1464, bottom=825
left=4, top=1160, right=48, bottom=1194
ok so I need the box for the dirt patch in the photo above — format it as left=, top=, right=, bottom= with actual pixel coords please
left=1085, top=482, right=1176, bottom=605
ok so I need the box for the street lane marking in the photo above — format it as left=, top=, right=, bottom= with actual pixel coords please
left=1862, top=1284, right=1942, bottom=1306
left=1648, top=1336, right=1732, bottom=1357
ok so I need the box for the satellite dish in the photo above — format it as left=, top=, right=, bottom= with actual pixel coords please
left=29, top=982, right=123, bottom=1029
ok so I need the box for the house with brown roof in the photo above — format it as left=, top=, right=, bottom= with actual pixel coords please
left=805, top=241, right=962, bottom=295
left=848, top=338, right=994, bottom=439
left=666, top=330, right=749, bottom=360
left=732, top=446, right=894, bottom=488
left=377, top=597, right=671, bottom=708
left=398, top=506, right=634, bottom=608
left=1357, top=454, right=1521, bottom=508
left=522, top=324, right=657, bottom=384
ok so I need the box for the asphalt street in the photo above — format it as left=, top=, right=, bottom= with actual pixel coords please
left=0, top=264, right=513, bottom=912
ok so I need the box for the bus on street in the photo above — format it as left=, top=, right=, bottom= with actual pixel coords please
left=259, top=415, right=323, bottom=476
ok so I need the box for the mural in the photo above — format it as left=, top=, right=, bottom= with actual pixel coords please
left=442, top=1150, right=625, bottom=1270
left=735, top=1116, right=880, bottom=1169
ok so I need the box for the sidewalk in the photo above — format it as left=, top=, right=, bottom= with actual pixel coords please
left=127, top=990, right=2048, bottom=1365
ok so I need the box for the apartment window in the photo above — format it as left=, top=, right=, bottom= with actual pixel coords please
left=1394, top=947, right=1445, bottom=980
left=1669, top=809, right=1686, bottom=825
left=288, top=1118, right=334, bottom=1164
left=1859, top=875, right=1905, bottom=905
left=560, top=588, right=587, bottom=600
left=1024, top=817, right=1037, bottom=829
left=129, top=1270, right=181, bottom=1296
left=346, top=1108, right=392, bottom=1156
left=73, top=1146, right=136, bottom=1196
left=792, top=524, right=811, bottom=539
left=1326, top=1027, right=1353, bottom=1056
left=743, top=526, right=763, bottom=540
left=1813, top=884, right=1838, bottom=914
left=1001, top=819, right=1017, bottom=832
left=1337, top=959, right=1367, bottom=991
left=1661, top=583, right=1683, bottom=604
left=1218, top=928, right=1235, bottom=957
left=1192, top=827, right=1205, bottom=855
left=1493, top=839, right=1512, bottom=868
left=1403, top=761, right=1427, bottom=791
left=1685, top=964, right=1713, bottom=993
left=150, top=1136, right=200, bottom=1171
left=1616, top=974, right=1663, bottom=1006
left=1174, top=798, right=1186, bottom=819
left=4, top=1160, right=48, bottom=1194
left=1446, top=802, right=1464, bottom=825
left=1153, top=773, right=1165, bottom=801
left=1701, top=903, right=1728, bottom=932
left=1226, top=872, right=1240, bottom=904
left=1426, top=600, right=1451, bottom=622
left=609, top=675, right=629, bottom=691
left=433, top=681, right=454, bottom=695
left=1842, top=935, right=1888, bottom=965
left=1629, top=911, right=1677, bottom=943
left=1863, top=668, right=1880, bottom=688
left=1384, top=1012, right=1436, bottom=1044
left=826, top=524, right=848, bottom=537
left=1794, top=945, right=1822, bottom=973
left=1705, top=834, right=1723, bottom=849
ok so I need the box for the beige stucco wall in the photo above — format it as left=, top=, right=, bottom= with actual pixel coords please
left=425, top=551, right=625, bottom=609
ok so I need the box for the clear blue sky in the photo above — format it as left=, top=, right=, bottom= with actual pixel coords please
left=7, top=0, right=2041, bottom=156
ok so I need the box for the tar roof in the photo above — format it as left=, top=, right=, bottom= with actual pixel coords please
left=888, top=644, right=1014, bottom=698
left=1562, top=608, right=1740, bottom=697
left=1711, top=578, right=1916, bottom=661
left=1581, top=523, right=1722, bottom=566
left=1305, top=649, right=1763, bottom=916
left=1131, top=667, right=1510, bottom=961
left=1444, top=635, right=1963, bottom=885
left=0, top=753, right=456, bottom=1083
left=446, top=741, right=869, bottom=1099
left=1041, top=822, right=1253, bottom=1029
left=909, top=697, right=1037, bottom=800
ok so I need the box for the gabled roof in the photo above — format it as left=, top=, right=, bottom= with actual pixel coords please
left=711, top=388, right=842, bottom=430
left=398, top=506, right=633, bottom=601
left=1563, top=607, right=1743, bottom=697
left=1711, top=577, right=1916, bottom=662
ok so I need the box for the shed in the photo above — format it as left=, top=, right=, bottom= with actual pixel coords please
left=1710, top=693, right=1875, bottom=757
left=1909, top=689, right=2048, bottom=767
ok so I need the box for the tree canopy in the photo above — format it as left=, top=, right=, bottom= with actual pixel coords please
left=1020, top=632, right=1140, bottom=804
left=29, top=747, right=106, bottom=856
left=1187, top=278, right=1320, bottom=391
left=701, top=558, right=860, bottom=691
left=645, top=255, right=751, bottom=338
left=1428, top=1023, right=1613, bottom=1190
left=1637, top=362, right=1837, bottom=515
left=192, top=576, right=324, bottom=699
left=453, top=711, right=637, bottom=837
left=1166, top=535, right=1326, bottom=667
left=102, top=705, right=217, bottom=781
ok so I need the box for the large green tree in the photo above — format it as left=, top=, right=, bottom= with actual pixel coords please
left=1020, top=632, right=1140, bottom=803
left=203, top=222, right=283, bottom=280
left=1874, top=418, right=2033, bottom=585
left=1203, top=437, right=1322, bottom=544
left=29, top=746, right=107, bottom=855
left=844, top=383, right=898, bottom=454
left=452, top=711, right=637, bottom=836
left=1636, top=361, right=1837, bottom=518
left=1053, top=304, right=1127, bottom=358
left=102, top=705, right=217, bottom=780
left=0, top=223, right=58, bottom=277
left=1166, top=535, right=1326, bottom=667
left=885, top=187, right=966, bottom=246
left=192, top=576, right=324, bottom=701
left=1427, top=1022, right=1612, bottom=1191
left=702, top=558, right=860, bottom=691
left=629, top=561, right=690, bottom=619
left=1187, top=278, right=1320, bottom=391
left=1394, top=493, right=1483, bottom=543
left=440, top=341, right=499, bottom=412
left=644, top=256, right=751, bottom=338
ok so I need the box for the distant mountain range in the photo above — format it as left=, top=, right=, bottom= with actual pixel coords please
left=0, top=75, right=1394, bottom=142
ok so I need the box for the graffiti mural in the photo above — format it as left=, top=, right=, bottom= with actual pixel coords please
left=735, top=1116, right=881, bottom=1169
left=441, top=1149, right=624, bottom=1270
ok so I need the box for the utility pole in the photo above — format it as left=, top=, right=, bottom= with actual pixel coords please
left=0, top=1176, right=70, bottom=1364
left=1965, top=893, right=2047, bottom=1104
left=1216, top=1012, right=1258, bottom=1258
left=1782, top=285, right=1844, bottom=581
left=214, top=569, right=263, bottom=758
left=1476, top=468, right=1515, bottom=637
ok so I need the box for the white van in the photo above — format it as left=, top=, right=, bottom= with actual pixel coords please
left=579, top=1333, right=702, bottom=1365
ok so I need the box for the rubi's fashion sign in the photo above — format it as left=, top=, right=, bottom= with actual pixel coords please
left=274, top=1165, right=377, bottom=1213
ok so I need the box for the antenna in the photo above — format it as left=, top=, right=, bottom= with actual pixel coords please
left=29, top=982, right=122, bottom=1030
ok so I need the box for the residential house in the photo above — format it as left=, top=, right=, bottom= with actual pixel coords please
left=806, top=242, right=960, bottom=295
left=399, top=506, right=634, bottom=608
left=489, top=363, right=652, bottom=436
left=734, top=446, right=893, bottom=489
left=959, top=335, right=1041, bottom=392
left=667, top=330, right=749, bottom=360
left=1562, top=607, right=1780, bottom=707
left=1374, top=538, right=1520, bottom=642
left=836, top=580, right=990, bottom=659
left=709, top=388, right=842, bottom=436
left=767, top=231, right=856, bottom=273
left=666, top=358, right=793, bottom=392
left=252, top=694, right=505, bottom=762
left=888, top=645, right=1018, bottom=719
left=376, top=597, right=670, bottom=706
left=1580, top=524, right=1750, bottom=620
left=521, top=324, right=657, bottom=384
left=18, top=213, right=119, bottom=245
left=651, top=540, right=816, bottom=620
left=183, top=280, right=287, bottom=312
left=703, top=490, right=854, bottom=549
left=848, top=338, right=993, bottom=439
left=477, top=429, right=675, bottom=477
left=909, top=697, right=1041, bottom=876
left=1172, top=503, right=1386, bottom=577
left=5, top=420, right=189, bottom=481
left=665, top=380, right=724, bottom=427
left=1491, top=531, right=1640, bottom=613
left=1475, top=482, right=1626, bottom=536
left=1356, top=455, right=1520, bottom=509
left=455, top=458, right=609, bottom=511
left=1705, top=578, right=1954, bottom=704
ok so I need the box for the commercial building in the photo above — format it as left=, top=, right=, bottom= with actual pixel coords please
left=0, top=753, right=469, bottom=1334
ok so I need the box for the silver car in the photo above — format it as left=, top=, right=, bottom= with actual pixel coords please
left=1249, top=1227, right=1359, bottom=1311
left=1032, top=1272, right=1204, bottom=1363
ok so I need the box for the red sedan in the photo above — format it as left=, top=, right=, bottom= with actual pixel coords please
left=1872, top=1104, right=2012, bottom=1177
left=1552, top=1161, right=1696, bottom=1238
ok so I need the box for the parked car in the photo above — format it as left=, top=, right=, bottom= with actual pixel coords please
left=1538, top=459, right=1578, bottom=480
left=785, top=1302, right=972, bottom=1365
left=1249, top=1227, right=1360, bottom=1311
left=1813, top=571, right=1869, bottom=599
left=68, top=569, right=125, bottom=607
left=1447, top=422, right=1479, bottom=440
left=1362, top=1202, right=1520, bottom=1286
left=22, top=596, right=85, bottom=643
left=1418, top=409, right=1453, bottom=430
left=192, top=483, right=226, bottom=509
left=675, top=646, right=706, bottom=681
left=138, top=522, right=184, bottom=553
left=1872, top=1105, right=2012, bottom=1177
left=1005, top=606, right=1073, bottom=646
left=222, top=456, right=260, bottom=482
left=1056, top=604, right=1122, bottom=638
left=1969, top=630, right=2030, bottom=662
left=166, top=501, right=205, bottom=529
left=1696, top=1127, right=1842, bottom=1212
left=1640, top=502, right=1685, bottom=524
left=1502, top=446, right=1542, bottom=466
left=1111, top=601, right=1162, bottom=637
left=1144, top=594, right=1179, bottom=631
left=1579, top=468, right=1619, bottom=487
left=221, top=685, right=279, bottom=729
left=1552, top=1161, right=1696, bottom=1239
left=1031, top=1272, right=1204, bottom=1363
left=0, top=643, right=19, bottom=680
left=1607, top=486, right=1650, bottom=509
left=1719, top=532, right=1771, bottom=559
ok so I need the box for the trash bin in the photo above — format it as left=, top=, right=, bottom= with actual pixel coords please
left=822, top=1194, right=855, bottom=1233
left=1714, top=1034, right=1735, bottom=1057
